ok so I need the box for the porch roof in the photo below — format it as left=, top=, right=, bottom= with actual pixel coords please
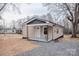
left=27, top=23, right=53, bottom=26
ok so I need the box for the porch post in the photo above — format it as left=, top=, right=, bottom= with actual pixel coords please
left=52, top=26, right=53, bottom=40
left=27, top=24, right=28, bottom=40
left=47, top=25, right=48, bottom=41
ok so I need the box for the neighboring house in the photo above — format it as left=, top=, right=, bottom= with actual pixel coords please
left=22, top=17, right=64, bottom=42
left=4, top=28, right=16, bottom=34
left=0, top=28, right=16, bottom=34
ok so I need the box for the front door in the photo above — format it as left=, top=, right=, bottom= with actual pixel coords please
left=34, top=26, right=40, bottom=40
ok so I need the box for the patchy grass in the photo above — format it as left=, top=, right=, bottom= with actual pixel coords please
left=0, top=34, right=39, bottom=56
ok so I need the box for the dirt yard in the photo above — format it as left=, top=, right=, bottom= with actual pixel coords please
left=63, top=34, right=79, bottom=41
left=0, top=34, right=79, bottom=56
left=0, top=34, right=39, bottom=56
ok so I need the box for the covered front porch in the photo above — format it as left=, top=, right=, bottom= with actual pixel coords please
left=27, top=23, right=53, bottom=42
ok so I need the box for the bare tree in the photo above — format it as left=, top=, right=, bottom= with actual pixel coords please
left=0, top=3, right=7, bottom=19
left=64, top=3, right=79, bottom=37
left=0, top=3, right=7, bottom=13
left=43, top=3, right=79, bottom=37
left=0, top=3, right=21, bottom=34
left=11, top=20, right=16, bottom=32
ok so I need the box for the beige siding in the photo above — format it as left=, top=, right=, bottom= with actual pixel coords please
left=48, top=26, right=53, bottom=41
left=22, top=24, right=63, bottom=41
left=28, top=26, right=47, bottom=41
left=22, top=25, right=27, bottom=37
left=28, top=26, right=35, bottom=39
left=53, top=25, right=63, bottom=40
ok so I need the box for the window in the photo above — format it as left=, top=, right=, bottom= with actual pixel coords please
left=44, top=27, right=48, bottom=34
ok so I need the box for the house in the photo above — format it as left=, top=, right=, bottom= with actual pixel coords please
left=22, top=17, right=64, bottom=42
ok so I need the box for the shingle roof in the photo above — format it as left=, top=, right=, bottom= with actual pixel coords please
left=23, top=16, right=64, bottom=28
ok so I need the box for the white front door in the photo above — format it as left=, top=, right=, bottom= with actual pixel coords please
left=34, top=26, right=40, bottom=40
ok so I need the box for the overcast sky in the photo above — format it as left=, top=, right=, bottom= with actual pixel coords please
left=1, top=3, right=48, bottom=27
left=0, top=3, right=65, bottom=28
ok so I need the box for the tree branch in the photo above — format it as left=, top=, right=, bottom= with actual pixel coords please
left=67, top=16, right=72, bottom=21
left=77, top=19, right=79, bottom=23
left=0, top=3, right=7, bottom=12
left=76, top=3, right=79, bottom=23
left=10, top=3, right=21, bottom=14
left=64, top=3, right=73, bottom=21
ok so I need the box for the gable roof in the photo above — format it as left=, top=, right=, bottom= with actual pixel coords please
left=26, top=17, right=47, bottom=24
left=23, top=16, right=64, bottom=28
left=27, top=19, right=46, bottom=24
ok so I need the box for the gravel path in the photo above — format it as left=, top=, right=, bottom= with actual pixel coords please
left=16, top=40, right=79, bottom=56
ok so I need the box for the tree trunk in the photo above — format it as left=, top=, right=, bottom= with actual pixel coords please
left=71, top=22, right=77, bottom=37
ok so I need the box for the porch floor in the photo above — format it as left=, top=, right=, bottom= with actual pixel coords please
left=29, top=37, right=48, bottom=42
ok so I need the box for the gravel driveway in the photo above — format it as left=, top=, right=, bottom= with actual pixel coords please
left=16, top=39, right=79, bottom=56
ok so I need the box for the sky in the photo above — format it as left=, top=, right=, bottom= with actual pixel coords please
left=1, top=3, right=48, bottom=27
left=0, top=3, right=65, bottom=28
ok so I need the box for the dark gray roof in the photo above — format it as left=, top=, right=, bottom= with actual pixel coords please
left=23, top=17, right=64, bottom=28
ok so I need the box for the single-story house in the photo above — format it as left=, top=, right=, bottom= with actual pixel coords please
left=22, top=18, right=64, bottom=42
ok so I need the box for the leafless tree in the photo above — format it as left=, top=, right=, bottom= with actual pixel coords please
left=11, top=20, right=16, bottom=32
left=0, top=3, right=21, bottom=34
left=0, top=3, right=7, bottom=18
left=64, top=3, right=79, bottom=37
left=43, top=3, right=79, bottom=37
